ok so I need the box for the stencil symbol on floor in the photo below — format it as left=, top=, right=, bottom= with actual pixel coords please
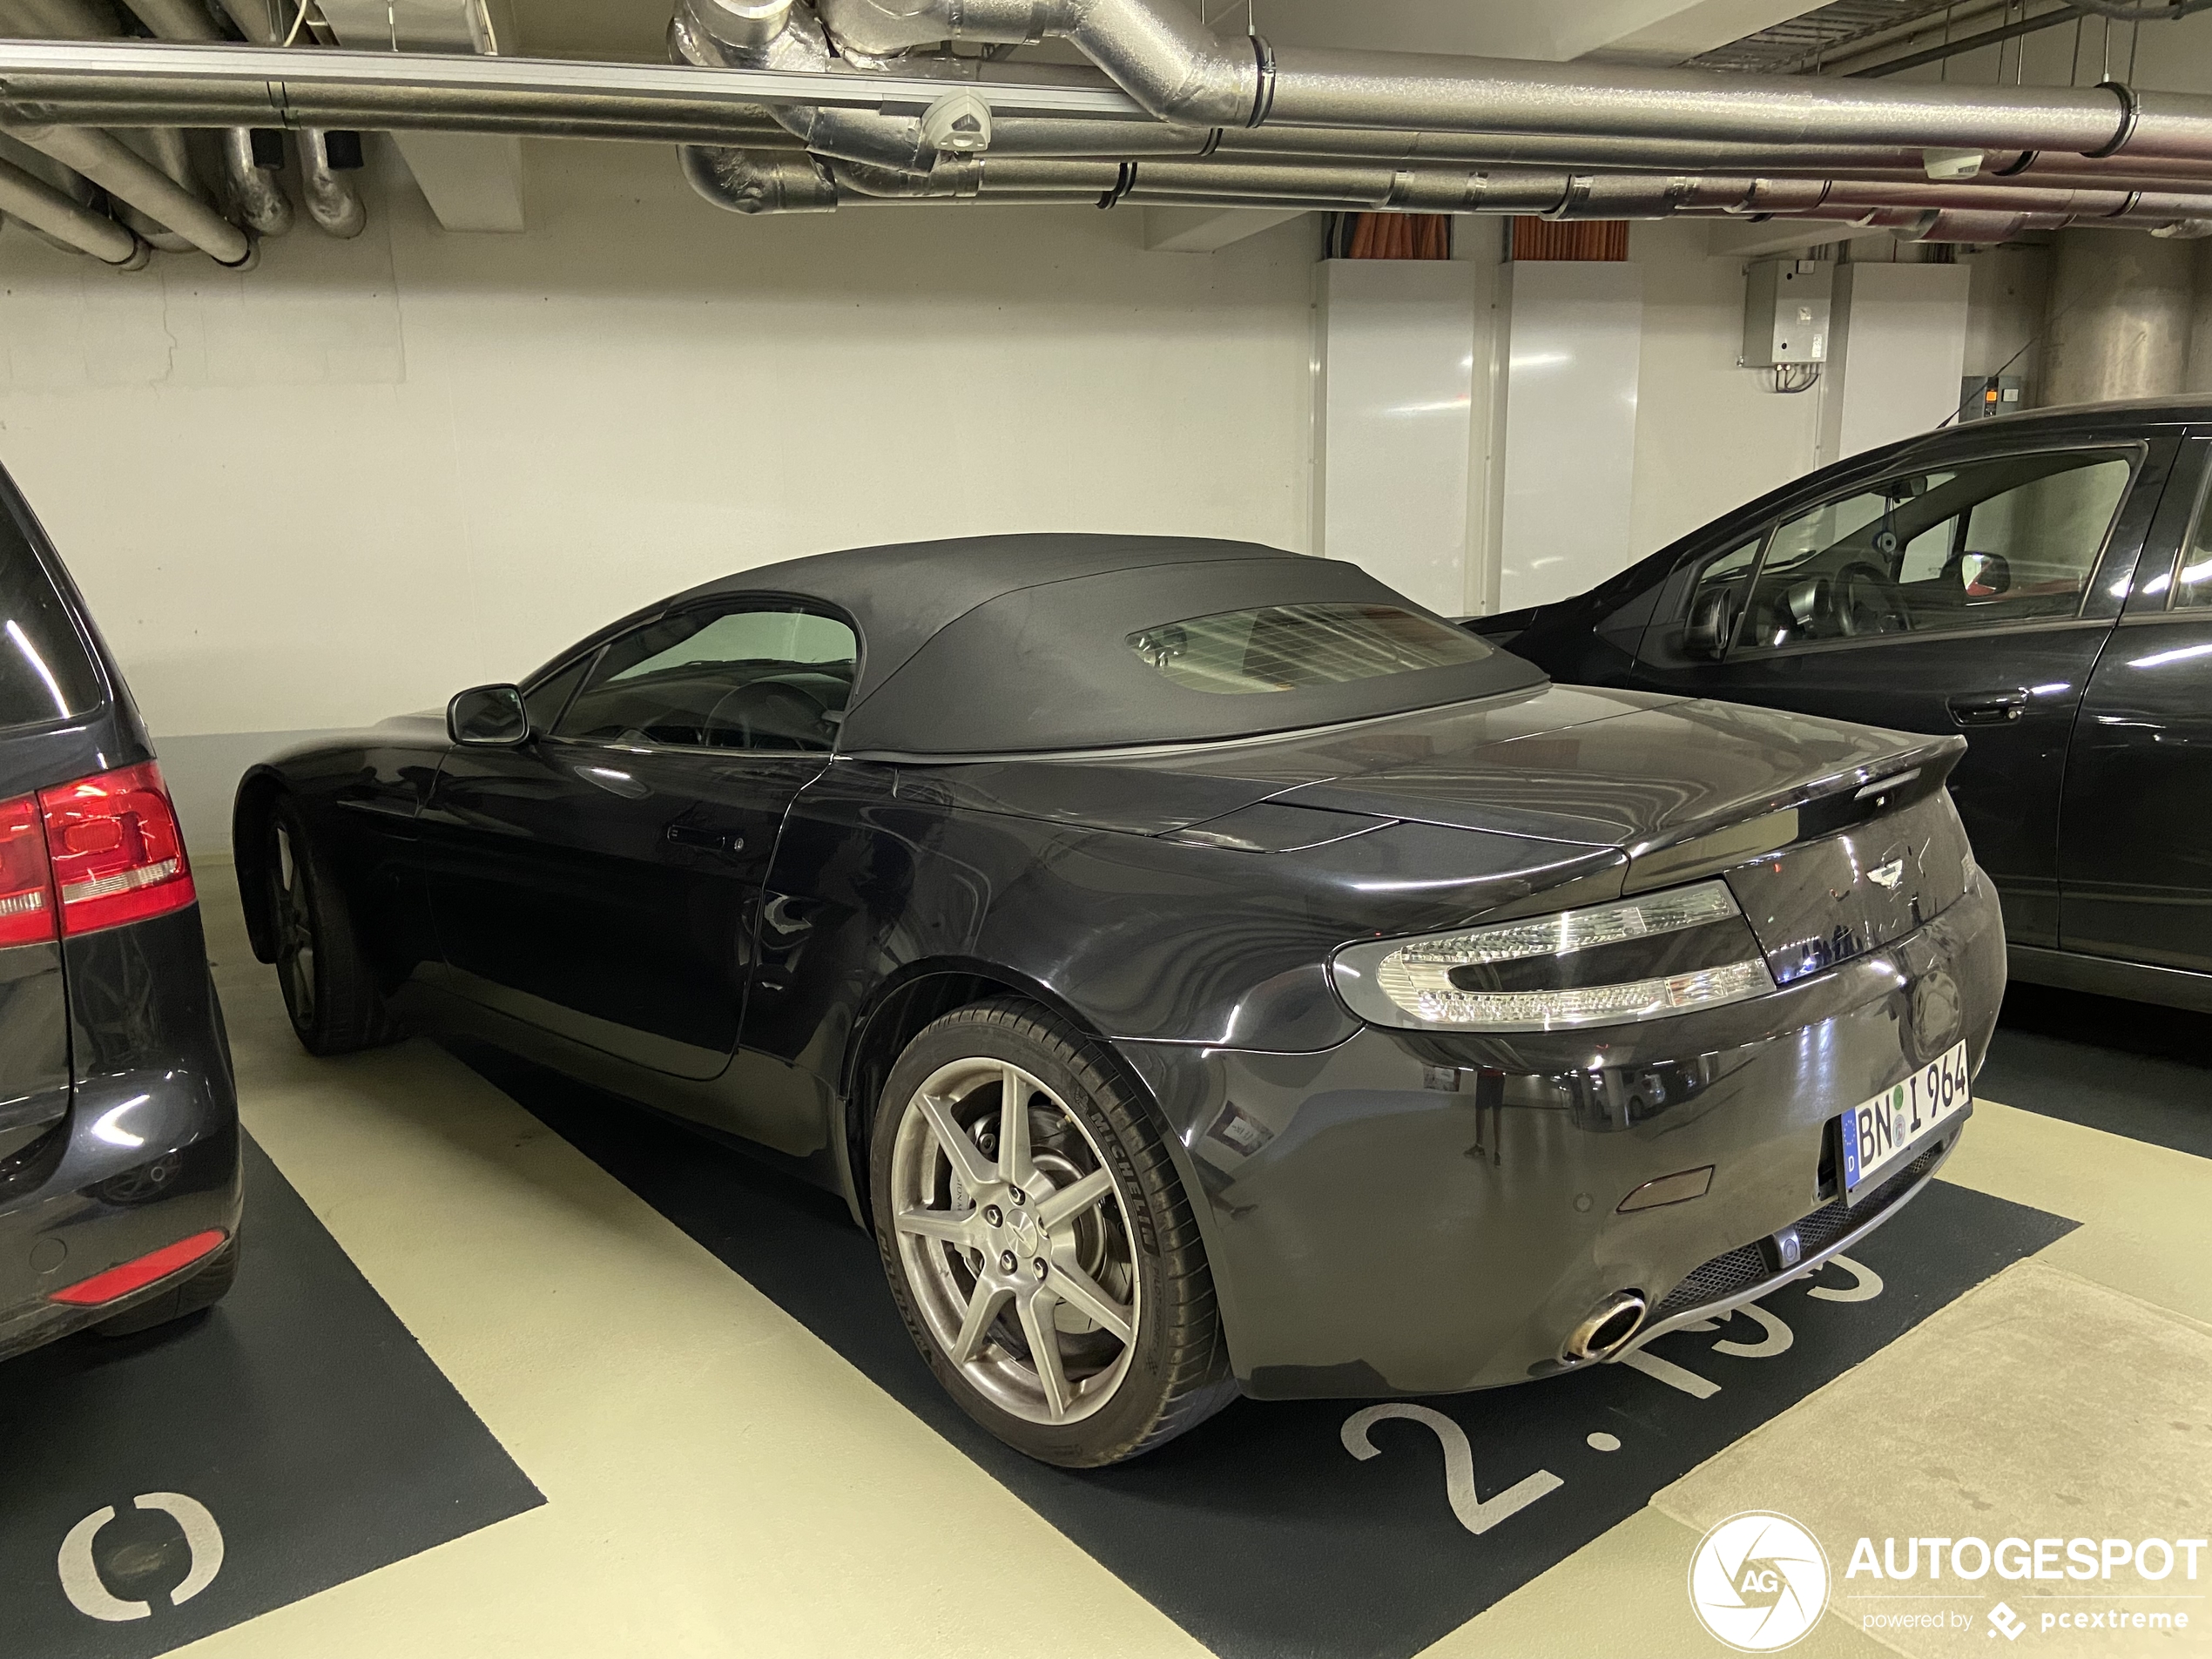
left=1345, top=1259, right=1883, bottom=1546
left=1805, top=1253, right=1882, bottom=1302
left=57, top=1494, right=223, bottom=1622
left=1341, top=1404, right=1565, bottom=1536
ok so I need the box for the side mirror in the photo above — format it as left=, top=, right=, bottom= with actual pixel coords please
left=448, top=684, right=529, bottom=747
left=1683, top=590, right=1735, bottom=660
left=1963, top=551, right=2012, bottom=597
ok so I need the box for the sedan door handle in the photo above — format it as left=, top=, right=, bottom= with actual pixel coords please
left=1947, top=689, right=2030, bottom=726
left=665, top=824, right=745, bottom=853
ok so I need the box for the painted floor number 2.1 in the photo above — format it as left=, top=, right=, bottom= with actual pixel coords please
left=1339, top=1254, right=1884, bottom=1538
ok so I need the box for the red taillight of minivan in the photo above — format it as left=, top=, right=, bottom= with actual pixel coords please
left=0, top=791, right=56, bottom=948
left=37, top=761, right=196, bottom=935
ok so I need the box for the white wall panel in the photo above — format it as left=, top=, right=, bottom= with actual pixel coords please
left=1499, top=260, right=1643, bottom=611
left=1317, top=260, right=1476, bottom=617
left=1819, top=261, right=1972, bottom=462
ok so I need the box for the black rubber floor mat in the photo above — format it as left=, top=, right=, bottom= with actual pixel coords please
left=456, top=1044, right=2075, bottom=1659
left=0, top=1134, right=543, bottom=1659
left=1985, top=981, right=2212, bottom=1159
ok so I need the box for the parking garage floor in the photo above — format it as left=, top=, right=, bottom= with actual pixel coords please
left=3, top=882, right=2208, bottom=1659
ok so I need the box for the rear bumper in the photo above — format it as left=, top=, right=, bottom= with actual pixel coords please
left=0, top=906, right=244, bottom=1362
left=1117, top=867, right=2005, bottom=1399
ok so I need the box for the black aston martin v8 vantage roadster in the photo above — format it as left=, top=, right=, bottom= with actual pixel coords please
left=235, top=536, right=1998, bottom=1467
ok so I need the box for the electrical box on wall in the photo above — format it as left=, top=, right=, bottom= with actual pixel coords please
left=1742, top=259, right=1831, bottom=368
left=1959, top=374, right=2025, bottom=421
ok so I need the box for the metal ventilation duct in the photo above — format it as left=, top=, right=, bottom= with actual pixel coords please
left=11, top=0, right=2212, bottom=254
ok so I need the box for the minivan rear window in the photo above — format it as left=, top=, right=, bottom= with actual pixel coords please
left=0, top=506, right=101, bottom=730
left=1127, top=603, right=1490, bottom=697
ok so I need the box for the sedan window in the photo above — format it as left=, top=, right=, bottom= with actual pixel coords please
left=1737, top=450, right=2134, bottom=654
left=556, top=605, right=857, bottom=752
left=2168, top=494, right=2212, bottom=610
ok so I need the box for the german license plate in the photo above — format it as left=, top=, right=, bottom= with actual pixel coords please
left=1839, top=1040, right=1971, bottom=1199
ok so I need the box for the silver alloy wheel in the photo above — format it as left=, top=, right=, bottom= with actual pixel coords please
left=272, top=820, right=316, bottom=1026
left=889, top=1056, right=1140, bottom=1426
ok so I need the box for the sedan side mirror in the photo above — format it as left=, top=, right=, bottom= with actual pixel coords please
left=448, top=684, right=529, bottom=747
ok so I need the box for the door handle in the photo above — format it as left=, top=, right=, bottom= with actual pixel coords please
left=665, top=824, right=745, bottom=853
left=1946, top=689, right=2030, bottom=726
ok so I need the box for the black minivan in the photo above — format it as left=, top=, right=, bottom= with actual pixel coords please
left=0, top=463, right=241, bottom=1359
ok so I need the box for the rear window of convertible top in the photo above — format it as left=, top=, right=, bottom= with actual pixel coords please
left=1126, top=602, right=1490, bottom=697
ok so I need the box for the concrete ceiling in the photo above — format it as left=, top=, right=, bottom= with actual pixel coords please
left=1163, top=1, right=1835, bottom=63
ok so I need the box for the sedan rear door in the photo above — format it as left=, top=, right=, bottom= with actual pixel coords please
left=1634, top=430, right=2176, bottom=949
left=2058, top=430, right=2212, bottom=982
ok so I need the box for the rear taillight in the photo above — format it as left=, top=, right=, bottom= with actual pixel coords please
left=0, top=792, right=56, bottom=948
left=37, top=761, right=196, bottom=935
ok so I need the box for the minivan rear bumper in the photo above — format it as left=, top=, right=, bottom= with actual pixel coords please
left=1116, top=867, right=2005, bottom=1399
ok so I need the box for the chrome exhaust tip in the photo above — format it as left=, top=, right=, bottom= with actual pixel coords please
left=1562, top=1290, right=1649, bottom=1364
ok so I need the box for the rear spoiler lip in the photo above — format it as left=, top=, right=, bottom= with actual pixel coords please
left=1621, top=733, right=1967, bottom=894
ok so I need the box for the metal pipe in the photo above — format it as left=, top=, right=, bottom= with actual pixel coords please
left=118, top=122, right=196, bottom=247
left=686, top=142, right=2212, bottom=235
left=9, top=31, right=2212, bottom=236
left=801, top=0, right=2212, bottom=164
left=673, top=0, right=1203, bottom=171
left=296, top=125, right=364, bottom=235
left=121, top=0, right=294, bottom=236
left=0, top=149, right=145, bottom=259
left=10, top=0, right=229, bottom=250
left=217, top=121, right=290, bottom=232
left=1, top=119, right=249, bottom=258
left=0, top=2, right=253, bottom=256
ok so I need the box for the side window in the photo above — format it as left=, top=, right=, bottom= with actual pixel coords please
left=2169, top=485, right=2212, bottom=610
left=554, top=605, right=858, bottom=752
left=1738, top=449, right=2134, bottom=654
left=1648, top=534, right=1764, bottom=664
left=522, top=656, right=590, bottom=734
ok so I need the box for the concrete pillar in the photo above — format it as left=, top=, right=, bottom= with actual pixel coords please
left=2041, top=229, right=2195, bottom=408
left=2184, top=239, right=2212, bottom=395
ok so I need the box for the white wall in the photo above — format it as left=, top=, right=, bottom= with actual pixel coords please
left=1316, top=260, right=1476, bottom=616
left=1819, top=262, right=1972, bottom=462
left=1627, top=219, right=1826, bottom=559
left=0, top=138, right=1320, bottom=846
left=1499, top=260, right=1643, bottom=610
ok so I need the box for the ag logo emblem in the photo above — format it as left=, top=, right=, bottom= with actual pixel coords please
left=1687, top=1510, right=1831, bottom=1651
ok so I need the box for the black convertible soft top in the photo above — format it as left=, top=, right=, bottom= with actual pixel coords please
left=667, top=534, right=1548, bottom=757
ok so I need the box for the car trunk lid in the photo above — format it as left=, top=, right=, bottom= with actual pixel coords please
left=1269, top=695, right=1973, bottom=983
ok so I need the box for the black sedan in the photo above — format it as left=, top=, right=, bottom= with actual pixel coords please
left=1, top=463, right=241, bottom=1360
left=236, top=535, right=1997, bottom=1467
left=1477, top=395, right=2212, bottom=1015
